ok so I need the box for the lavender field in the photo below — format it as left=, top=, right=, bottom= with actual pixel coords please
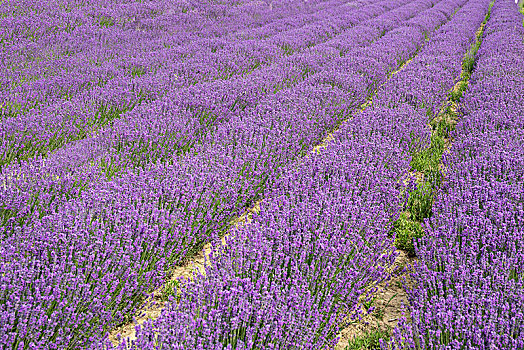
left=1, top=0, right=523, bottom=348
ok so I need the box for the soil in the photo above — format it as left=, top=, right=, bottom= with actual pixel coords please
left=107, top=201, right=261, bottom=346
left=335, top=250, right=416, bottom=350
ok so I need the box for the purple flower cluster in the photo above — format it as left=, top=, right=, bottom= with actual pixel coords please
left=1, top=0, right=482, bottom=347
left=389, top=1, right=524, bottom=348
left=102, top=0, right=495, bottom=348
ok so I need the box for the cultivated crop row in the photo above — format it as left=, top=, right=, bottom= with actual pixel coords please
left=390, top=0, right=524, bottom=348
left=0, top=0, right=468, bottom=348
left=99, top=0, right=493, bottom=348
left=1, top=0, right=382, bottom=168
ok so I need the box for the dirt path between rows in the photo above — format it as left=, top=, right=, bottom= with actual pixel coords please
left=335, top=251, right=415, bottom=349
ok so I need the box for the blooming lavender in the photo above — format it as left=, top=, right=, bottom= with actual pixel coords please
left=2, top=1, right=472, bottom=348
left=99, top=0, right=496, bottom=348
left=0, top=0, right=503, bottom=348
left=3, top=0, right=448, bottom=348
left=388, top=0, right=524, bottom=348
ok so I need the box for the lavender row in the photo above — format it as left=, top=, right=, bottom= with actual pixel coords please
left=0, top=0, right=423, bottom=226
left=0, top=0, right=396, bottom=169
left=1, top=0, right=357, bottom=107
left=112, top=0, right=493, bottom=347
left=389, top=0, right=524, bottom=348
left=0, top=0, right=465, bottom=348
left=375, top=0, right=493, bottom=116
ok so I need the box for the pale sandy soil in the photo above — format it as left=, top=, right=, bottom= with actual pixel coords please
left=335, top=250, right=415, bottom=350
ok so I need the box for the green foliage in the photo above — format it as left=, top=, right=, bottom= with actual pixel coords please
left=460, top=1, right=493, bottom=79
left=130, top=66, right=146, bottom=78
left=410, top=134, right=445, bottom=178
left=280, top=44, right=293, bottom=55
left=398, top=2, right=496, bottom=256
left=508, top=268, right=523, bottom=283
left=449, top=81, right=468, bottom=101
left=430, top=116, right=454, bottom=140
left=98, top=15, right=114, bottom=27
left=99, top=157, right=123, bottom=181
left=407, top=182, right=434, bottom=222
left=161, top=279, right=180, bottom=302
left=393, top=212, right=424, bottom=256
left=362, top=296, right=376, bottom=313
left=345, top=327, right=391, bottom=350
left=462, top=49, right=476, bottom=75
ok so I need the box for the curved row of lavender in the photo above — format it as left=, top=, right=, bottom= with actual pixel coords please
left=2, top=0, right=267, bottom=108
left=0, top=0, right=435, bottom=227
left=0, top=0, right=465, bottom=348
left=1, top=0, right=376, bottom=168
left=104, top=0, right=493, bottom=348
left=389, top=0, right=524, bottom=348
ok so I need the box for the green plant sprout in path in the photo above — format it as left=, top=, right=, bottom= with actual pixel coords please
left=161, top=279, right=181, bottom=302
left=393, top=212, right=424, bottom=256
left=345, top=326, right=391, bottom=350
left=391, top=1, right=494, bottom=257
